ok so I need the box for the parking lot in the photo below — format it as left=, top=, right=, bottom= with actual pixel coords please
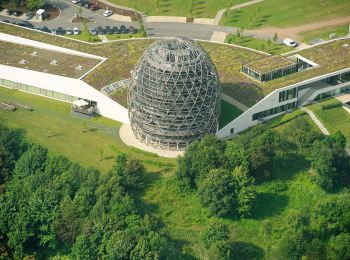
left=0, top=0, right=138, bottom=35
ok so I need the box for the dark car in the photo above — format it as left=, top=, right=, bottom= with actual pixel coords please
left=41, top=26, right=50, bottom=33
left=13, top=10, right=23, bottom=16
left=89, top=4, right=99, bottom=11
left=105, top=26, right=113, bottom=35
left=18, top=20, right=33, bottom=28
left=3, top=20, right=10, bottom=23
left=97, top=25, right=105, bottom=35
left=6, top=9, right=14, bottom=15
left=120, top=24, right=128, bottom=33
left=112, top=26, right=120, bottom=34
left=128, top=26, right=136, bottom=34
left=57, top=27, right=65, bottom=35
left=84, top=2, right=90, bottom=8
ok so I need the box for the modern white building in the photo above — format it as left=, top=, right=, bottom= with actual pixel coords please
left=217, top=37, right=350, bottom=138
left=0, top=28, right=349, bottom=147
left=0, top=32, right=129, bottom=124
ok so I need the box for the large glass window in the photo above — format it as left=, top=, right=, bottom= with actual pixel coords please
left=252, top=102, right=296, bottom=121
left=279, top=88, right=297, bottom=102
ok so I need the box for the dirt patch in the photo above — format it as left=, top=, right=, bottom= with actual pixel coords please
left=72, top=16, right=94, bottom=23
left=255, top=16, right=350, bottom=40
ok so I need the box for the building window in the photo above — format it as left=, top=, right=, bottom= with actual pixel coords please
left=279, top=88, right=297, bottom=102
left=230, top=128, right=234, bottom=134
left=252, top=102, right=297, bottom=121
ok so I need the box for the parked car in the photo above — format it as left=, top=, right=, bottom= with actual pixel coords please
left=89, top=28, right=97, bottom=36
left=89, top=4, right=99, bottom=11
left=78, top=1, right=85, bottom=6
left=13, top=10, right=23, bottom=16
left=51, top=28, right=57, bottom=35
left=57, top=27, right=65, bottom=35
left=283, top=38, right=298, bottom=47
left=66, top=28, right=73, bottom=35
left=72, top=0, right=80, bottom=4
left=112, top=26, right=120, bottom=34
left=41, top=26, right=50, bottom=33
left=73, top=27, right=80, bottom=35
left=25, top=12, right=32, bottom=20
left=97, top=25, right=105, bottom=35
left=18, top=20, right=33, bottom=28
left=105, top=25, right=113, bottom=34
left=103, top=9, right=112, bottom=17
left=6, top=9, right=14, bottom=15
left=128, top=26, right=136, bottom=34
left=84, top=2, right=90, bottom=8
left=120, top=24, right=128, bottom=33
left=3, top=20, right=10, bottom=23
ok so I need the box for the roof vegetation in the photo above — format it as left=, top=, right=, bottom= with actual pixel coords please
left=243, top=55, right=296, bottom=74
left=0, top=40, right=101, bottom=78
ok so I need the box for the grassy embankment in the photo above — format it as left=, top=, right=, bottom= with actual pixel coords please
left=221, top=0, right=350, bottom=29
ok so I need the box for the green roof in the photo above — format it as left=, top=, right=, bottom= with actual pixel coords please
left=243, top=55, right=296, bottom=74
left=261, top=38, right=350, bottom=94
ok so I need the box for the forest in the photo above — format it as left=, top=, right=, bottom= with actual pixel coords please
left=0, top=115, right=349, bottom=259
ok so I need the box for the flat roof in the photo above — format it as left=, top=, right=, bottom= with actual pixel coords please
left=0, top=40, right=101, bottom=79
left=243, top=55, right=296, bottom=74
left=261, top=37, right=350, bottom=94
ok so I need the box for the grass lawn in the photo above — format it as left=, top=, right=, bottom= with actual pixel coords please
left=109, top=88, right=128, bottom=108
left=220, top=0, right=350, bottom=29
left=0, top=87, right=176, bottom=173
left=219, top=100, right=242, bottom=129
left=106, top=0, right=248, bottom=18
left=308, top=98, right=350, bottom=142
left=298, top=24, right=350, bottom=44
left=225, top=34, right=293, bottom=55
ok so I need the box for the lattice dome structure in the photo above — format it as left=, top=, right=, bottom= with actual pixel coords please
left=128, top=36, right=221, bottom=150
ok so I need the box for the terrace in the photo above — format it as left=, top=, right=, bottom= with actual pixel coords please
left=0, top=40, right=101, bottom=78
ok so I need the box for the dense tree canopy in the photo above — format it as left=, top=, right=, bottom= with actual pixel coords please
left=0, top=122, right=168, bottom=259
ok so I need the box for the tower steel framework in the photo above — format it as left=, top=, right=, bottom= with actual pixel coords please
left=128, top=36, right=221, bottom=150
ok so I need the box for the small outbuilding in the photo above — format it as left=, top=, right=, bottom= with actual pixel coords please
left=36, top=9, right=46, bottom=20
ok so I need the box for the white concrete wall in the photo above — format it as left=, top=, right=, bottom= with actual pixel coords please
left=0, top=65, right=129, bottom=123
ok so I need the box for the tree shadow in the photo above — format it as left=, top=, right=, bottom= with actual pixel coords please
left=271, top=153, right=310, bottom=181
left=252, top=192, right=289, bottom=219
left=231, top=241, right=265, bottom=260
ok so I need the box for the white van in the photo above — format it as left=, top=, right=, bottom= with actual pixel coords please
left=283, top=38, right=298, bottom=47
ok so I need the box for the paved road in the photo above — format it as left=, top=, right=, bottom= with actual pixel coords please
left=145, top=22, right=223, bottom=40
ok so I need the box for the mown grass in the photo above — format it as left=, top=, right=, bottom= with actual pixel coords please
left=106, top=0, right=248, bottom=18
left=225, top=34, right=293, bottom=55
left=106, top=32, right=145, bottom=40
left=0, top=87, right=176, bottom=173
left=221, top=0, right=350, bottom=29
left=308, top=98, right=350, bottom=142
left=298, top=24, right=350, bottom=44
